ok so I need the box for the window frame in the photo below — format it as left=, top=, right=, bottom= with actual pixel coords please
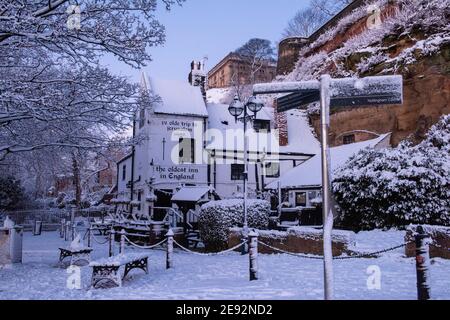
left=178, top=137, right=195, bottom=164
left=231, top=164, right=245, bottom=181
left=122, top=165, right=126, bottom=181
left=264, top=162, right=280, bottom=178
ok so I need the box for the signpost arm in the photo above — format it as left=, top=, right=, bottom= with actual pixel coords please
left=320, top=74, right=335, bottom=300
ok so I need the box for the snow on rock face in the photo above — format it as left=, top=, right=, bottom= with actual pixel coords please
left=278, top=0, right=449, bottom=114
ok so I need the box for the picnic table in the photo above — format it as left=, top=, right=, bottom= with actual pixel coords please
left=59, top=247, right=93, bottom=266
left=90, top=221, right=113, bottom=235
left=89, top=253, right=149, bottom=288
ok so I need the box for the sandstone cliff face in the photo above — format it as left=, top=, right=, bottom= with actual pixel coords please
left=310, top=42, right=450, bottom=147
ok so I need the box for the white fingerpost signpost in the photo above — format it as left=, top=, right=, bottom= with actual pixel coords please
left=253, top=74, right=403, bottom=300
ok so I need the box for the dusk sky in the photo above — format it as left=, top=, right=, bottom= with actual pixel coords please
left=102, top=0, right=311, bottom=83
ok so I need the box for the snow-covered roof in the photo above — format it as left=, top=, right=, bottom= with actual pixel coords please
left=171, top=186, right=211, bottom=202
left=280, top=110, right=321, bottom=155
left=144, top=74, right=208, bottom=118
left=266, top=133, right=391, bottom=189
left=206, top=88, right=234, bottom=105
left=205, top=103, right=277, bottom=153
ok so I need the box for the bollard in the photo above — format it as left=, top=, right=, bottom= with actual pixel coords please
left=33, top=220, right=42, bottom=236
left=65, top=221, right=71, bottom=241
left=248, top=230, right=259, bottom=281
left=87, top=227, right=91, bottom=248
left=241, top=228, right=249, bottom=255
left=415, top=226, right=431, bottom=300
left=120, top=229, right=126, bottom=255
left=60, top=219, right=66, bottom=238
left=109, top=228, right=115, bottom=257
left=10, top=226, right=23, bottom=263
left=166, top=229, right=174, bottom=269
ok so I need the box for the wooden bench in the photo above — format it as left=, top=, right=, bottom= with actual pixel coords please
left=59, top=247, right=93, bottom=266
left=89, top=253, right=149, bottom=288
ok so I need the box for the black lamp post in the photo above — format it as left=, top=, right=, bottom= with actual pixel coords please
left=228, top=94, right=264, bottom=252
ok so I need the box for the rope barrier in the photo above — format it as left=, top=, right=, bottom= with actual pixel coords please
left=334, top=243, right=410, bottom=260
left=123, top=235, right=168, bottom=250
left=257, top=241, right=324, bottom=259
left=257, top=240, right=412, bottom=260
left=91, top=233, right=110, bottom=245
left=172, top=239, right=246, bottom=256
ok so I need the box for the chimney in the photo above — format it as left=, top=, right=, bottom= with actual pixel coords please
left=188, top=58, right=208, bottom=100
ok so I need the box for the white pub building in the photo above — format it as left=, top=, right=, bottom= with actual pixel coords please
left=116, top=62, right=317, bottom=218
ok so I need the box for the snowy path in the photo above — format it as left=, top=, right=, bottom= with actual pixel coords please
left=0, top=231, right=449, bottom=300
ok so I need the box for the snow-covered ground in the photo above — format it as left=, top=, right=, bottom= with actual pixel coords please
left=1, top=230, right=449, bottom=300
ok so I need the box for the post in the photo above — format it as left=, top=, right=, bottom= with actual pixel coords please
left=87, top=227, right=91, bottom=248
left=109, top=228, right=115, bottom=257
left=70, top=205, right=76, bottom=241
left=166, top=229, right=174, bottom=269
left=320, top=74, right=335, bottom=300
left=248, top=230, right=258, bottom=281
left=120, top=229, right=126, bottom=255
left=60, top=219, right=66, bottom=238
left=242, top=105, right=249, bottom=255
left=65, top=221, right=70, bottom=241
left=415, top=226, right=431, bottom=300
left=71, top=222, right=75, bottom=241
left=278, top=181, right=282, bottom=216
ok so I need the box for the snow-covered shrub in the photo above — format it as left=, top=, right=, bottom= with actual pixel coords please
left=333, top=115, right=450, bottom=231
left=198, top=199, right=270, bottom=251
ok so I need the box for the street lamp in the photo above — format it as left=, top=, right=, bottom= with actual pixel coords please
left=228, top=94, right=264, bottom=253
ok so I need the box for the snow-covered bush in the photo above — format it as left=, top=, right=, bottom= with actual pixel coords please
left=333, top=115, right=450, bottom=231
left=198, top=199, right=270, bottom=251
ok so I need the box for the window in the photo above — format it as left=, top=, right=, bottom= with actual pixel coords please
left=139, top=108, right=145, bottom=128
left=179, top=138, right=195, bottom=164
left=264, top=162, right=280, bottom=178
left=231, top=164, right=245, bottom=181
left=295, top=192, right=307, bottom=207
left=122, top=165, right=126, bottom=181
left=253, top=120, right=271, bottom=132
left=343, top=134, right=355, bottom=145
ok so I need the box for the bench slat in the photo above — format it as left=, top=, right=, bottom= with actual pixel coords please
left=90, top=253, right=148, bottom=267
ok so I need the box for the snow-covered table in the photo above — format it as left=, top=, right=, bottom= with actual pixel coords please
left=59, top=247, right=93, bottom=266
left=89, top=253, right=149, bottom=288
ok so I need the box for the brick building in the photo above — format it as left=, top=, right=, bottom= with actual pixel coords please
left=207, top=52, right=277, bottom=89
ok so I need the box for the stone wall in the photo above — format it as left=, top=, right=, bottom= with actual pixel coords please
left=404, top=225, right=450, bottom=260
left=310, top=48, right=450, bottom=146
left=228, top=227, right=356, bottom=256
left=277, top=37, right=309, bottom=76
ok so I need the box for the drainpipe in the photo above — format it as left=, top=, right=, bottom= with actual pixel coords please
left=130, top=117, right=136, bottom=214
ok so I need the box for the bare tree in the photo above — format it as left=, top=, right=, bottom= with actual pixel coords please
left=232, top=38, right=276, bottom=99
left=283, top=0, right=354, bottom=38
left=283, top=7, right=329, bottom=38
left=0, top=1, right=182, bottom=161
left=310, top=0, right=354, bottom=18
